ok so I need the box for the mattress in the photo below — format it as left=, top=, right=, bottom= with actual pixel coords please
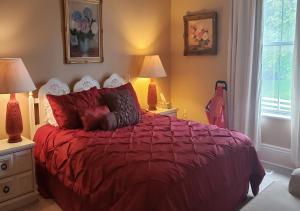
left=34, top=112, right=265, bottom=211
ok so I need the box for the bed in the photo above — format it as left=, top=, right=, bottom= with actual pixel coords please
left=30, top=74, right=265, bottom=211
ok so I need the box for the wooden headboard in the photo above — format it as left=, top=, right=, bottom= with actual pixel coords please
left=28, top=74, right=127, bottom=139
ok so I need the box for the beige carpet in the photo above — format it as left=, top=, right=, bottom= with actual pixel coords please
left=241, top=182, right=300, bottom=211
left=15, top=197, right=61, bottom=211
left=250, top=170, right=284, bottom=195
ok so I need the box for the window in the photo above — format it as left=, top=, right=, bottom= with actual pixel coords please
left=261, top=0, right=297, bottom=117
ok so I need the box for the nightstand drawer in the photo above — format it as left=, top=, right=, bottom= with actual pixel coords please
left=0, top=149, right=32, bottom=179
left=14, top=149, right=32, bottom=174
left=0, top=154, right=13, bottom=178
left=0, top=175, right=15, bottom=202
left=0, top=171, right=34, bottom=203
left=16, top=171, right=34, bottom=196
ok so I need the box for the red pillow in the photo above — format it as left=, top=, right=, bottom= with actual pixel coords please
left=72, top=87, right=100, bottom=110
left=79, top=106, right=110, bottom=131
left=47, top=87, right=100, bottom=129
left=99, top=83, right=141, bottom=110
left=47, top=94, right=80, bottom=129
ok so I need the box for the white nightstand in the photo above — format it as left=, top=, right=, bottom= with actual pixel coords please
left=0, top=137, right=38, bottom=211
left=148, top=108, right=178, bottom=117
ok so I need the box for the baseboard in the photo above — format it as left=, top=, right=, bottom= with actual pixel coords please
left=258, top=143, right=295, bottom=170
left=262, top=160, right=294, bottom=175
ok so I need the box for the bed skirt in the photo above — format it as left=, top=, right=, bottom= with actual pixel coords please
left=36, top=163, right=250, bottom=211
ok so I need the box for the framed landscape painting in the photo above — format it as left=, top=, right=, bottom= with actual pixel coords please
left=184, top=12, right=217, bottom=56
left=64, top=0, right=103, bottom=64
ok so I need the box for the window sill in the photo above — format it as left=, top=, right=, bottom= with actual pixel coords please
left=261, top=112, right=291, bottom=120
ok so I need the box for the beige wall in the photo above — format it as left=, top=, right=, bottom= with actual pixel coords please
left=0, top=0, right=171, bottom=139
left=0, top=0, right=291, bottom=153
left=170, top=0, right=292, bottom=152
left=170, top=0, right=229, bottom=122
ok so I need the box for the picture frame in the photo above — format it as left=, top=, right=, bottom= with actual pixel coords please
left=183, top=12, right=217, bottom=56
left=63, top=0, right=103, bottom=64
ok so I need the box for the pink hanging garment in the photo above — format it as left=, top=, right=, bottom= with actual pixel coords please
left=205, top=81, right=227, bottom=128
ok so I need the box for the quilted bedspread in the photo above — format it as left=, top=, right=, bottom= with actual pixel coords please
left=34, top=112, right=265, bottom=211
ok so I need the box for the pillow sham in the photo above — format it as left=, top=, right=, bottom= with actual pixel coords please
left=80, top=106, right=110, bottom=131
left=72, top=87, right=101, bottom=110
left=47, top=87, right=100, bottom=129
left=47, top=94, right=80, bottom=129
left=102, top=89, right=140, bottom=129
left=40, top=80, right=70, bottom=127
left=99, top=82, right=141, bottom=110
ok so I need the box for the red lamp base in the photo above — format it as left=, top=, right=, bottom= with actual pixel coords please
left=6, top=94, right=23, bottom=143
left=147, top=80, right=158, bottom=111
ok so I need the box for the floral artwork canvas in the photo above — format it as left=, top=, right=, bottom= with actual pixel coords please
left=184, top=12, right=217, bottom=56
left=64, top=0, right=103, bottom=63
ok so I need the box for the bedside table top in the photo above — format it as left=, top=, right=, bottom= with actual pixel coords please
left=0, top=137, right=34, bottom=156
left=148, top=107, right=178, bottom=114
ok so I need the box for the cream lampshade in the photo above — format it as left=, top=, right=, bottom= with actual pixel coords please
left=139, top=55, right=167, bottom=110
left=0, top=58, right=36, bottom=143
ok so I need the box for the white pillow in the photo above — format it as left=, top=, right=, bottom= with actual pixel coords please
left=44, top=99, right=59, bottom=126
left=38, top=78, right=70, bottom=126
left=103, top=73, right=126, bottom=88
left=73, top=75, right=100, bottom=92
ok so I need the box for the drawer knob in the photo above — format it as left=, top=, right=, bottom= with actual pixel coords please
left=1, top=163, right=7, bottom=171
left=3, top=186, right=10, bottom=194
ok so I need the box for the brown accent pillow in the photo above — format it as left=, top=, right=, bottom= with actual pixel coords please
left=79, top=106, right=110, bottom=131
left=100, top=112, right=118, bottom=131
left=99, top=83, right=141, bottom=111
left=102, top=89, right=140, bottom=128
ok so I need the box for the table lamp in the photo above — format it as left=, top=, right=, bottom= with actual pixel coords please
left=0, top=58, right=36, bottom=143
left=139, top=55, right=167, bottom=111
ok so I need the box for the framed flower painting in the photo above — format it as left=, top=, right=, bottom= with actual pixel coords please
left=184, top=12, right=217, bottom=56
left=64, top=0, right=103, bottom=64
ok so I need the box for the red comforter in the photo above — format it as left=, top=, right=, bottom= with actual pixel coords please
left=34, top=112, right=265, bottom=211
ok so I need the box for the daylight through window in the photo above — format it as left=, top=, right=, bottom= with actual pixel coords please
left=261, top=0, right=297, bottom=117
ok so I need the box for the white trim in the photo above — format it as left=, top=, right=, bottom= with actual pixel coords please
left=28, top=92, right=35, bottom=140
left=258, top=143, right=295, bottom=170
left=260, top=143, right=291, bottom=153
left=28, top=92, right=43, bottom=140
left=261, top=112, right=291, bottom=120
left=262, top=160, right=294, bottom=175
